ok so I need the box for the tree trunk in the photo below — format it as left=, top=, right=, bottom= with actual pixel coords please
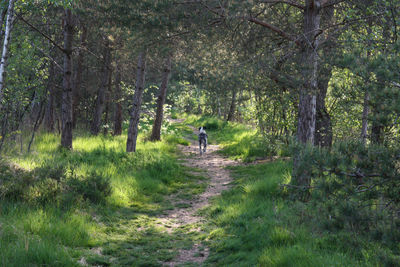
left=91, top=38, right=112, bottom=135
left=103, top=66, right=113, bottom=135
left=227, top=89, right=237, bottom=121
left=0, top=0, right=15, bottom=104
left=371, top=112, right=384, bottom=144
left=44, top=61, right=56, bottom=132
left=113, top=64, right=123, bottom=135
left=315, top=67, right=333, bottom=147
left=292, top=0, right=321, bottom=190
left=72, top=24, right=87, bottom=128
left=296, top=0, right=320, bottom=145
left=61, top=8, right=74, bottom=149
left=150, top=55, right=172, bottom=141
left=126, top=52, right=146, bottom=152
left=361, top=26, right=372, bottom=145
left=360, top=90, right=369, bottom=144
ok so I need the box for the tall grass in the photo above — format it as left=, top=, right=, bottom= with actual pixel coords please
left=0, top=121, right=199, bottom=266
left=203, top=161, right=387, bottom=266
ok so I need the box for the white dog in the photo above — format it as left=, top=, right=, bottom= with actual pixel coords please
left=198, top=126, right=208, bottom=155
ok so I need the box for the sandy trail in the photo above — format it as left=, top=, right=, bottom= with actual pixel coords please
left=163, top=126, right=237, bottom=266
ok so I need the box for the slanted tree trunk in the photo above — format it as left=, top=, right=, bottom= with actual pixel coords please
left=61, top=8, right=74, bottom=149
left=227, top=89, right=237, bottom=121
left=91, top=38, right=112, bottom=135
left=150, top=55, right=172, bottom=141
left=0, top=0, right=15, bottom=104
left=72, top=24, right=87, bottom=128
left=113, top=64, right=123, bottom=135
left=126, top=52, right=146, bottom=152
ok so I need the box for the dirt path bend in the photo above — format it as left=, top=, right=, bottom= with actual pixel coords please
left=163, top=127, right=238, bottom=266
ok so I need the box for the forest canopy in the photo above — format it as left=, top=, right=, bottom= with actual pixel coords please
left=0, top=0, right=399, bottom=266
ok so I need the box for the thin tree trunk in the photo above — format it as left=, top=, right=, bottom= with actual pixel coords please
left=217, top=95, right=222, bottom=118
left=91, top=38, right=112, bottom=135
left=0, top=0, right=15, bottom=104
left=28, top=101, right=45, bottom=152
left=72, top=24, right=87, bottom=128
left=360, top=90, right=369, bottom=144
left=127, top=52, right=146, bottom=152
left=113, top=64, right=123, bottom=135
left=361, top=26, right=373, bottom=145
left=150, top=55, right=172, bottom=141
left=103, top=66, right=112, bottom=135
left=44, top=61, right=56, bottom=132
left=227, top=89, right=237, bottom=121
left=61, top=8, right=74, bottom=149
left=371, top=111, right=384, bottom=144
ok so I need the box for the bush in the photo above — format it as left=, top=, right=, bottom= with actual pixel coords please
left=0, top=160, right=111, bottom=207
left=292, top=141, right=400, bottom=248
left=66, top=172, right=111, bottom=205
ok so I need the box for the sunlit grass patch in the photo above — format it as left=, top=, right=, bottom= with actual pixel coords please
left=0, top=202, right=93, bottom=267
left=204, top=160, right=365, bottom=266
left=184, top=114, right=288, bottom=161
left=0, top=118, right=205, bottom=265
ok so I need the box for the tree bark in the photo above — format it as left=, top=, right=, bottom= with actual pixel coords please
left=360, top=90, right=369, bottom=144
left=227, top=89, right=237, bottom=121
left=113, top=64, right=123, bottom=135
left=126, top=52, right=146, bottom=152
left=72, top=24, right=87, bottom=128
left=371, top=110, right=384, bottom=144
left=315, top=67, right=333, bottom=147
left=150, top=55, right=172, bottom=141
left=0, top=0, right=15, bottom=105
left=44, top=61, right=56, bottom=132
left=296, top=0, right=320, bottom=145
left=292, top=0, right=322, bottom=191
left=91, top=38, right=112, bottom=135
left=103, top=66, right=113, bottom=135
left=61, top=8, right=74, bottom=149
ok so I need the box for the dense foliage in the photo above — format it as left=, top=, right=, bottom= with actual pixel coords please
left=0, top=0, right=399, bottom=265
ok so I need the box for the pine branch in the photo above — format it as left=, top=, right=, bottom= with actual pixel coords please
left=17, top=14, right=65, bottom=53
left=259, top=0, right=305, bottom=10
left=247, top=16, right=302, bottom=46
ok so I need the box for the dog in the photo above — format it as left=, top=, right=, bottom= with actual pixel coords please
left=198, top=126, right=208, bottom=155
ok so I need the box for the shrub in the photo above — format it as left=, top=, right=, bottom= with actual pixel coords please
left=66, top=172, right=111, bottom=205
left=0, top=160, right=111, bottom=207
left=292, top=141, right=400, bottom=248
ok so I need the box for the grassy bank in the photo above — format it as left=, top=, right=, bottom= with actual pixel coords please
left=1, top=114, right=398, bottom=266
left=0, top=121, right=203, bottom=266
left=184, top=115, right=399, bottom=266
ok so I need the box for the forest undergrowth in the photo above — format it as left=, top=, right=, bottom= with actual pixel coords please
left=0, top=115, right=399, bottom=266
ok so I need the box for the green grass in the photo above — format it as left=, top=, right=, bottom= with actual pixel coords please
left=203, top=160, right=398, bottom=266
left=0, top=120, right=207, bottom=266
left=2, top=114, right=397, bottom=266
left=184, top=114, right=289, bottom=162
